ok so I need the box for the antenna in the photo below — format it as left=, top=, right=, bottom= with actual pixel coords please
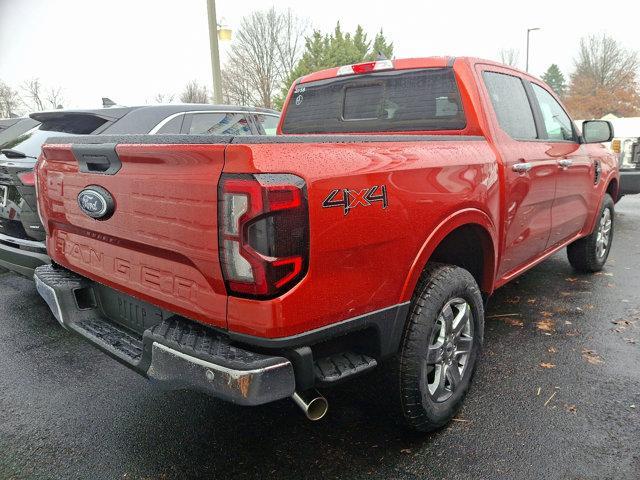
left=376, top=52, right=387, bottom=61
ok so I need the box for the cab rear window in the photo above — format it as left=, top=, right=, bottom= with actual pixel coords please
left=281, top=68, right=466, bottom=134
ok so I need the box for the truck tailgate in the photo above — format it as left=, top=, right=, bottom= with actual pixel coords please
left=37, top=139, right=229, bottom=330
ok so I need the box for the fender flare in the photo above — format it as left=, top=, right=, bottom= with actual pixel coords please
left=583, top=172, right=619, bottom=236
left=605, top=174, right=619, bottom=200
left=399, top=208, right=499, bottom=302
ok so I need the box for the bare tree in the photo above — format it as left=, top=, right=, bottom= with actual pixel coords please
left=565, top=33, right=640, bottom=118
left=22, top=78, right=45, bottom=111
left=275, top=9, right=309, bottom=80
left=222, top=65, right=254, bottom=106
left=0, top=80, right=22, bottom=117
left=572, top=33, right=639, bottom=90
left=180, top=80, right=209, bottom=103
left=46, top=87, right=64, bottom=109
left=153, top=93, right=175, bottom=104
left=179, top=80, right=210, bottom=103
left=21, top=78, right=65, bottom=111
left=498, top=48, right=520, bottom=68
left=223, top=8, right=307, bottom=108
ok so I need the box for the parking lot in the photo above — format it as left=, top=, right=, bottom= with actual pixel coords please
left=0, top=196, right=638, bottom=480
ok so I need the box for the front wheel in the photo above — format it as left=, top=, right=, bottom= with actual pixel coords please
left=567, top=194, right=615, bottom=272
left=396, top=263, right=484, bottom=432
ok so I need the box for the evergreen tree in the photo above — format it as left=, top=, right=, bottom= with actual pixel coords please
left=275, top=23, right=394, bottom=108
left=352, top=26, right=371, bottom=60
left=542, top=64, right=567, bottom=98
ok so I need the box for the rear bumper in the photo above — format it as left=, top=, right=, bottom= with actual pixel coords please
left=0, top=234, right=49, bottom=277
left=620, top=170, right=640, bottom=196
left=34, top=264, right=296, bottom=406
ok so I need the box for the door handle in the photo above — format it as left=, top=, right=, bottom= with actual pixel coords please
left=558, top=159, right=573, bottom=168
left=512, top=162, right=532, bottom=173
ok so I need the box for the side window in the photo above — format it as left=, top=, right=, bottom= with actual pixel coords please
left=483, top=71, right=537, bottom=140
left=189, top=113, right=253, bottom=135
left=253, top=114, right=279, bottom=135
left=155, top=114, right=184, bottom=134
left=531, top=84, right=575, bottom=141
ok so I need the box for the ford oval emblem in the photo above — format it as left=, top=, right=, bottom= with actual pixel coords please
left=77, top=186, right=115, bottom=220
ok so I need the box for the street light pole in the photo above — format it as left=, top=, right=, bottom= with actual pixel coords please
left=526, top=27, right=540, bottom=73
left=207, top=0, right=223, bottom=104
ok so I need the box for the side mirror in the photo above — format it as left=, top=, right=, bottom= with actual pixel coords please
left=582, top=120, right=614, bottom=144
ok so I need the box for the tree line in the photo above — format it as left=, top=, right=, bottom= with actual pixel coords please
left=0, top=78, right=65, bottom=117
left=2, top=10, right=639, bottom=122
left=556, top=33, right=640, bottom=118
left=184, top=19, right=640, bottom=120
left=500, top=33, right=640, bottom=119
left=179, top=8, right=393, bottom=110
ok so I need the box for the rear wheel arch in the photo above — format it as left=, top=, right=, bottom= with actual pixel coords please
left=583, top=176, right=619, bottom=235
left=606, top=177, right=619, bottom=202
left=568, top=193, right=614, bottom=272
left=400, top=210, right=498, bottom=301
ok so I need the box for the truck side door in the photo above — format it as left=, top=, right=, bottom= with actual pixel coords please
left=528, top=83, right=596, bottom=248
left=480, top=69, right=558, bottom=278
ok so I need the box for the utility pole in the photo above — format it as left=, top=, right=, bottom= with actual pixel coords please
left=207, top=0, right=223, bottom=103
left=526, top=27, right=540, bottom=73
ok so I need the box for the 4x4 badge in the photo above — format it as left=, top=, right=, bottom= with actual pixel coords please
left=322, top=185, right=388, bottom=216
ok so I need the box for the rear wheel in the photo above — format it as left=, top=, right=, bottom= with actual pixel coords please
left=395, top=263, right=484, bottom=432
left=567, top=194, right=615, bottom=272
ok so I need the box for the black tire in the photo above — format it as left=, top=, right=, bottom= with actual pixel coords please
left=396, top=263, right=484, bottom=433
left=567, top=194, right=615, bottom=273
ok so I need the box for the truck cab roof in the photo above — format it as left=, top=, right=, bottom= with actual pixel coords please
left=297, top=56, right=539, bottom=85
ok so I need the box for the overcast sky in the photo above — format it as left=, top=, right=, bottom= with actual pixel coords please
left=1, top=0, right=638, bottom=110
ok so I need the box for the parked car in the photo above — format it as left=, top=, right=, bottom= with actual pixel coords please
left=0, top=117, right=40, bottom=142
left=612, top=137, right=640, bottom=195
left=0, top=118, right=23, bottom=133
left=34, top=57, right=617, bottom=432
left=0, top=104, right=279, bottom=277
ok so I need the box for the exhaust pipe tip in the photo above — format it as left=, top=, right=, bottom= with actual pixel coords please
left=305, top=396, right=329, bottom=421
left=292, top=390, right=328, bottom=421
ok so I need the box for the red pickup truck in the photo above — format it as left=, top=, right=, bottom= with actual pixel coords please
left=34, top=57, right=617, bottom=432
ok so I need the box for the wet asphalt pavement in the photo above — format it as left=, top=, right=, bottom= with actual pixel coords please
left=1, top=198, right=640, bottom=480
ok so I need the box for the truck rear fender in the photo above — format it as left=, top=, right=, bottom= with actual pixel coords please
left=400, top=209, right=498, bottom=301
left=606, top=177, right=619, bottom=202
left=581, top=171, right=620, bottom=236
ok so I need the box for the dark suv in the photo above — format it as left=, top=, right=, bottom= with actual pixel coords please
left=0, top=104, right=279, bottom=276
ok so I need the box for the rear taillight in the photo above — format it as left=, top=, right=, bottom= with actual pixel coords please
left=17, top=170, right=35, bottom=186
left=218, top=173, right=309, bottom=299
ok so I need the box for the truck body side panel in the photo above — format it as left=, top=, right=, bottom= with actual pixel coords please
left=223, top=139, right=499, bottom=338
left=37, top=137, right=499, bottom=339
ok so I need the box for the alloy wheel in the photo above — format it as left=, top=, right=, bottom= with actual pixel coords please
left=596, top=207, right=612, bottom=259
left=425, top=298, right=474, bottom=402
